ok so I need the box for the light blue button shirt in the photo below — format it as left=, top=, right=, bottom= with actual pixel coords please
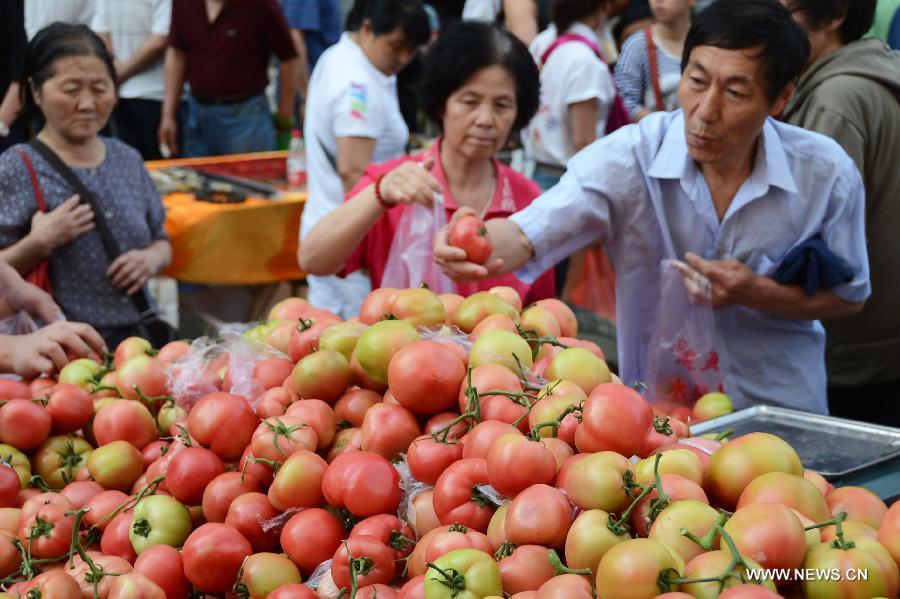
left=511, top=110, right=870, bottom=414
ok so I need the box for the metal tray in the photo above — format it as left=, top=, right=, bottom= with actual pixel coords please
left=690, top=406, right=900, bottom=480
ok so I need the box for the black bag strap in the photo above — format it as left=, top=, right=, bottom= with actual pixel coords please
left=28, top=139, right=159, bottom=322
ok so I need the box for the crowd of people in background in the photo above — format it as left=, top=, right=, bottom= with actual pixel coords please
left=0, top=0, right=898, bottom=427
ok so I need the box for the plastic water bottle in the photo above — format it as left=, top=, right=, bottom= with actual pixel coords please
left=287, top=129, right=306, bottom=191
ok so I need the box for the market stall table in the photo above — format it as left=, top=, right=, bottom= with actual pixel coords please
left=146, top=152, right=306, bottom=286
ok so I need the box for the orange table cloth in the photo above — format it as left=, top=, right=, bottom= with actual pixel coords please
left=147, top=152, right=306, bottom=285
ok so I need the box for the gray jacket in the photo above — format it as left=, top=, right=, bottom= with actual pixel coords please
left=783, top=38, right=900, bottom=386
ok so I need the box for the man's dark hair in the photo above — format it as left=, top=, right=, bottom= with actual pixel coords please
left=682, top=0, right=810, bottom=104
left=20, top=23, right=117, bottom=118
left=346, top=0, right=432, bottom=47
left=422, top=21, right=540, bottom=133
left=788, top=0, right=877, bottom=44
left=551, top=0, right=610, bottom=33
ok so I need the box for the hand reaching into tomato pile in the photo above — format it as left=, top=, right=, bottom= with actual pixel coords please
left=0, top=289, right=895, bottom=599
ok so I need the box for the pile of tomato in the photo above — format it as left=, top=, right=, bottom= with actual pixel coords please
left=0, top=284, right=897, bottom=599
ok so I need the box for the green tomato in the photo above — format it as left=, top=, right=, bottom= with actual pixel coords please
left=0, top=444, right=31, bottom=488
left=129, top=494, right=193, bottom=555
left=425, top=548, right=502, bottom=599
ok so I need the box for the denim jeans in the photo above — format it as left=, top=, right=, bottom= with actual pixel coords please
left=184, top=93, right=276, bottom=157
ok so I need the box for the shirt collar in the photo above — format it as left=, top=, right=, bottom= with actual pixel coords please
left=565, top=22, right=602, bottom=45
left=646, top=112, right=798, bottom=195
left=426, top=138, right=512, bottom=214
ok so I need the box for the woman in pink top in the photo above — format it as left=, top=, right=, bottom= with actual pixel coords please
left=300, top=21, right=554, bottom=305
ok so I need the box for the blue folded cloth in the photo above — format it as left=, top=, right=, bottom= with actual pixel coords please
left=774, top=235, right=854, bottom=296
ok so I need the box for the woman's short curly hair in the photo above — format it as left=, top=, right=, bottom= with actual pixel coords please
left=422, top=21, right=540, bottom=133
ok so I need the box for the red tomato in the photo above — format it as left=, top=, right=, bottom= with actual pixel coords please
left=424, top=412, right=469, bottom=440
left=574, top=384, right=653, bottom=458
left=84, top=490, right=130, bottom=531
left=106, top=572, right=166, bottom=598
left=631, top=474, right=708, bottom=537
left=251, top=415, right=318, bottom=462
left=449, top=214, right=492, bottom=264
left=825, top=485, right=889, bottom=529
left=201, top=471, right=261, bottom=523
left=596, top=538, right=683, bottom=599
left=356, top=584, right=400, bottom=599
left=133, top=544, right=191, bottom=599
left=254, top=357, right=294, bottom=390
left=322, top=452, right=402, bottom=517
left=181, top=523, right=253, bottom=593
left=18, top=569, right=82, bottom=598
left=0, top=529, right=20, bottom=577
left=533, top=573, right=593, bottom=599
left=0, top=379, right=30, bottom=401
left=165, top=447, right=226, bottom=506
left=291, top=349, right=350, bottom=403
left=280, top=508, right=346, bottom=576
left=487, top=434, right=556, bottom=498
left=351, top=514, right=416, bottom=560
left=45, top=383, right=93, bottom=434
left=360, top=403, right=421, bottom=459
left=387, top=341, right=466, bottom=415
left=94, top=400, right=158, bottom=450
left=0, top=466, right=19, bottom=508
left=717, top=586, right=785, bottom=599
left=459, top=364, right=527, bottom=431
left=288, top=319, right=332, bottom=362
left=224, top=491, right=281, bottom=553
left=187, top=392, right=258, bottom=462
left=268, top=583, right=319, bottom=599
left=268, top=450, right=328, bottom=511
left=285, top=399, right=337, bottom=449
left=408, top=435, right=464, bottom=486
left=423, top=524, right=493, bottom=563
left=706, top=432, right=803, bottom=511
left=334, top=389, right=382, bottom=428
left=878, top=501, right=900, bottom=569
left=239, top=446, right=275, bottom=488
left=0, top=399, right=51, bottom=450
left=59, top=480, right=104, bottom=510
left=101, top=511, right=138, bottom=562
left=141, top=440, right=168, bottom=469
left=18, top=502, right=75, bottom=559
left=497, top=544, right=555, bottom=595
left=505, top=485, right=572, bottom=548
left=433, top=458, right=494, bottom=532
left=116, top=355, right=168, bottom=401
left=723, top=503, right=807, bottom=571
left=255, top=386, right=294, bottom=419
left=326, top=427, right=363, bottom=463
left=359, top=288, right=398, bottom=324
left=331, top=535, right=396, bottom=590
left=461, top=421, right=522, bottom=460
left=736, top=471, right=829, bottom=522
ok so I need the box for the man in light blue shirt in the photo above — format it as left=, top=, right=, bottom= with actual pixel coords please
left=435, top=0, right=870, bottom=414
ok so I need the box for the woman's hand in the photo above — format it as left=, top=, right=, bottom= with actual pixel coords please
left=434, top=208, right=504, bottom=281
left=10, top=321, right=107, bottom=377
left=107, top=247, right=161, bottom=295
left=378, top=156, right=442, bottom=208
left=30, top=195, right=94, bottom=253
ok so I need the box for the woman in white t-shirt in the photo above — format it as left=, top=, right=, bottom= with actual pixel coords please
left=301, top=0, right=431, bottom=318
left=461, top=0, right=540, bottom=44
left=525, top=0, right=617, bottom=191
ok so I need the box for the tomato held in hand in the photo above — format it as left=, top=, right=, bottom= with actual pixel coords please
left=449, top=214, right=493, bottom=264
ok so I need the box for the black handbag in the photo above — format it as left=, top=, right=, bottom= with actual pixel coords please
left=28, top=139, right=179, bottom=348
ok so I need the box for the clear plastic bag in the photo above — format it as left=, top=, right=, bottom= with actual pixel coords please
left=0, top=311, right=41, bottom=336
left=381, top=192, right=456, bottom=293
left=168, top=325, right=288, bottom=411
left=644, top=259, right=737, bottom=413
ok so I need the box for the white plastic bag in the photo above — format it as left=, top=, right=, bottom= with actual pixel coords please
left=381, top=192, right=456, bottom=293
left=0, top=311, right=41, bottom=336
left=644, top=259, right=737, bottom=413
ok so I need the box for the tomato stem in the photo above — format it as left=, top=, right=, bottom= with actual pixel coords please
left=806, top=511, right=855, bottom=550
left=713, top=428, right=734, bottom=442
left=494, top=541, right=516, bottom=561
left=90, top=475, right=165, bottom=531
left=66, top=507, right=123, bottom=599
left=652, top=415, right=673, bottom=436
left=425, top=562, right=467, bottom=595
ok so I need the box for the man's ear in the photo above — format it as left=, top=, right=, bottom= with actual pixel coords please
left=770, top=80, right=795, bottom=117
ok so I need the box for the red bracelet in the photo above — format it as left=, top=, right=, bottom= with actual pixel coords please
left=374, top=172, right=393, bottom=210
